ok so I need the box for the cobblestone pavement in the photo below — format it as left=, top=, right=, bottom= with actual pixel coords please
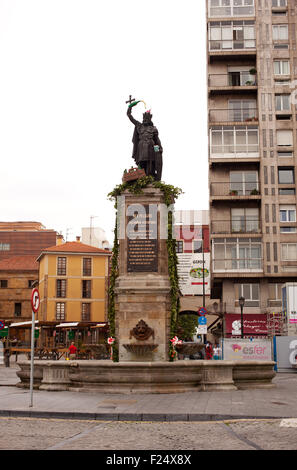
left=1, top=417, right=297, bottom=451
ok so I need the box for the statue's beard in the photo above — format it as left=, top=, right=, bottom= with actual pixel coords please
left=143, top=120, right=153, bottom=126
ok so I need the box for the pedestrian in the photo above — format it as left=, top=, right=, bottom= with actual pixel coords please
left=68, top=342, right=77, bottom=360
left=205, top=341, right=213, bottom=360
left=213, top=343, right=221, bottom=360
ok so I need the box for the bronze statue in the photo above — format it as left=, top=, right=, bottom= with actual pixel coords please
left=126, top=97, right=163, bottom=181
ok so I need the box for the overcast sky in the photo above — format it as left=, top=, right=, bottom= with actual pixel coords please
left=0, top=0, right=208, bottom=244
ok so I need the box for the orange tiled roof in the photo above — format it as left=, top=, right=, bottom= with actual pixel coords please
left=0, top=255, right=39, bottom=271
left=40, top=241, right=112, bottom=255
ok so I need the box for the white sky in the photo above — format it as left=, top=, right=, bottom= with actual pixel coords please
left=0, top=0, right=208, bottom=245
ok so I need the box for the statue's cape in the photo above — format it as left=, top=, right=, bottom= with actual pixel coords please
left=132, top=125, right=140, bottom=164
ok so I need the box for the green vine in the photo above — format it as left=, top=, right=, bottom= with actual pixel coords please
left=107, top=176, right=183, bottom=362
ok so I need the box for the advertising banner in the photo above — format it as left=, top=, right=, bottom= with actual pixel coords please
left=177, top=253, right=210, bottom=296
left=225, top=314, right=268, bottom=337
left=223, top=338, right=272, bottom=361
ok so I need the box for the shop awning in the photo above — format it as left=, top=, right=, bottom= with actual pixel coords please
left=56, top=322, right=79, bottom=328
left=10, top=320, right=40, bottom=328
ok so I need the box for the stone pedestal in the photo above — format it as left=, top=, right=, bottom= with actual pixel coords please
left=115, top=186, right=172, bottom=362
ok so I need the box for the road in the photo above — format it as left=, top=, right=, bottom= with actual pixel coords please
left=1, top=417, right=297, bottom=451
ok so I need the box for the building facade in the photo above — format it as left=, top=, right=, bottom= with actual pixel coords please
left=207, top=0, right=297, bottom=337
left=37, top=240, right=111, bottom=324
left=0, top=222, right=57, bottom=331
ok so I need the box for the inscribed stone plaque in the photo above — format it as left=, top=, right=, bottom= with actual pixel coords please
left=127, top=204, right=158, bottom=272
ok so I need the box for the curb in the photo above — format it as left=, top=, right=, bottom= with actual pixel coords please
left=0, top=409, right=291, bottom=422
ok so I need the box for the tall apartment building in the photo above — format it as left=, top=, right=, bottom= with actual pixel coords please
left=207, top=0, right=297, bottom=337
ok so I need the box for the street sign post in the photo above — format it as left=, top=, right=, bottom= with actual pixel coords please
left=29, top=288, right=40, bottom=408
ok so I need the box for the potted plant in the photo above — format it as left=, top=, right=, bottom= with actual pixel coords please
left=249, top=68, right=257, bottom=75
left=229, top=189, right=238, bottom=196
left=250, top=188, right=260, bottom=195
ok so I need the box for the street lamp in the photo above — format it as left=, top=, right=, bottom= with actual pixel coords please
left=239, top=296, right=245, bottom=339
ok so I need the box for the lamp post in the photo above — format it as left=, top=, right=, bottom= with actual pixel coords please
left=239, top=296, right=245, bottom=339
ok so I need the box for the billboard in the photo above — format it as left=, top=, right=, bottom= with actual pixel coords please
left=223, top=338, right=272, bottom=361
left=177, top=253, right=210, bottom=296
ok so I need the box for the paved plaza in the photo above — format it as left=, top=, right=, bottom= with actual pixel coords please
left=1, top=362, right=297, bottom=450
left=1, top=362, right=297, bottom=422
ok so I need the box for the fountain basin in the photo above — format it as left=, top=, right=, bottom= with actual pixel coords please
left=15, top=360, right=276, bottom=393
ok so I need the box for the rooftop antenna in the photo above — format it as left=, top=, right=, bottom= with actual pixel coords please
left=65, top=227, right=73, bottom=242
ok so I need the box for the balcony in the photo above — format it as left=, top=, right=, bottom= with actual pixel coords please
left=211, top=219, right=261, bottom=235
left=212, top=258, right=263, bottom=273
left=209, top=108, right=258, bottom=124
left=209, top=39, right=256, bottom=55
left=209, top=72, right=257, bottom=95
left=210, top=182, right=261, bottom=200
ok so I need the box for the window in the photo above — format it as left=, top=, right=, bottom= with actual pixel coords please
left=274, top=60, right=290, bottom=75
left=280, top=205, right=296, bottom=222
left=209, top=21, right=255, bottom=51
left=208, top=0, right=255, bottom=17
left=176, top=241, right=183, bottom=253
left=231, top=208, right=259, bottom=233
left=28, top=280, right=35, bottom=288
left=275, top=94, right=291, bottom=111
left=0, top=280, right=8, bottom=288
left=0, top=243, right=10, bottom=251
left=272, top=0, right=287, bottom=7
left=230, top=171, right=259, bottom=195
left=279, top=188, right=296, bottom=195
left=276, top=130, right=293, bottom=146
left=193, top=240, right=202, bottom=253
left=268, top=283, right=282, bottom=306
left=56, top=279, right=67, bottom=298
left=56, top=302, right=66, bottom=321
left=82, top=280, right=91, bottom=299
left=57, top=257, right=67, bottom=276
left=278, top=167, right=294, bottom=184
left=83, top=258, right=92, bottom=276
left=228, top=99, right=257, bottom=122
left=210, top=126, right=258, bottom=158
left=82, top=303, right=91, bottom=321
left=281, top=243, right=297, bottom=260
left=278, top=151, right=293, bottom=157
left=280, top=227, right=296, bottom=233
left=236, top=283, right=260, bottom=307
left=272, top=25, right=288, bottom=41
left=212, top=238, right=262, bottom=271
left=14, top=303, right=22, bottom=317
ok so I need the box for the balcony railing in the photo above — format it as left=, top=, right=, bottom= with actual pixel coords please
left=209, top=73, right=257, bottom=88
left=210, top=182, right=260, bottom=197
left=211, top=219, right=261, bottom=234
left=212, top=258, right=263, bottom=272
left=209, top=40, right=256, bottom=52
left=209, top=108, right=258, bottom=123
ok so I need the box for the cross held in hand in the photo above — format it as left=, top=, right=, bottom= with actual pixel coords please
left=126, top=95, right=135, bottom=105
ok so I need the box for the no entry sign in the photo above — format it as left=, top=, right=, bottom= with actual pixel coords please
left=31, top=288, right=40, bottom=313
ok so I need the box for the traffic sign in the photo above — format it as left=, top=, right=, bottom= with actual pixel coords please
left=31, top=288, right=40, bottom=313
left=198, top=316, right=207, bottom=326
left=0, top=321, right=5, bottom=330
left=198, top=307, right=207, bottom=316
